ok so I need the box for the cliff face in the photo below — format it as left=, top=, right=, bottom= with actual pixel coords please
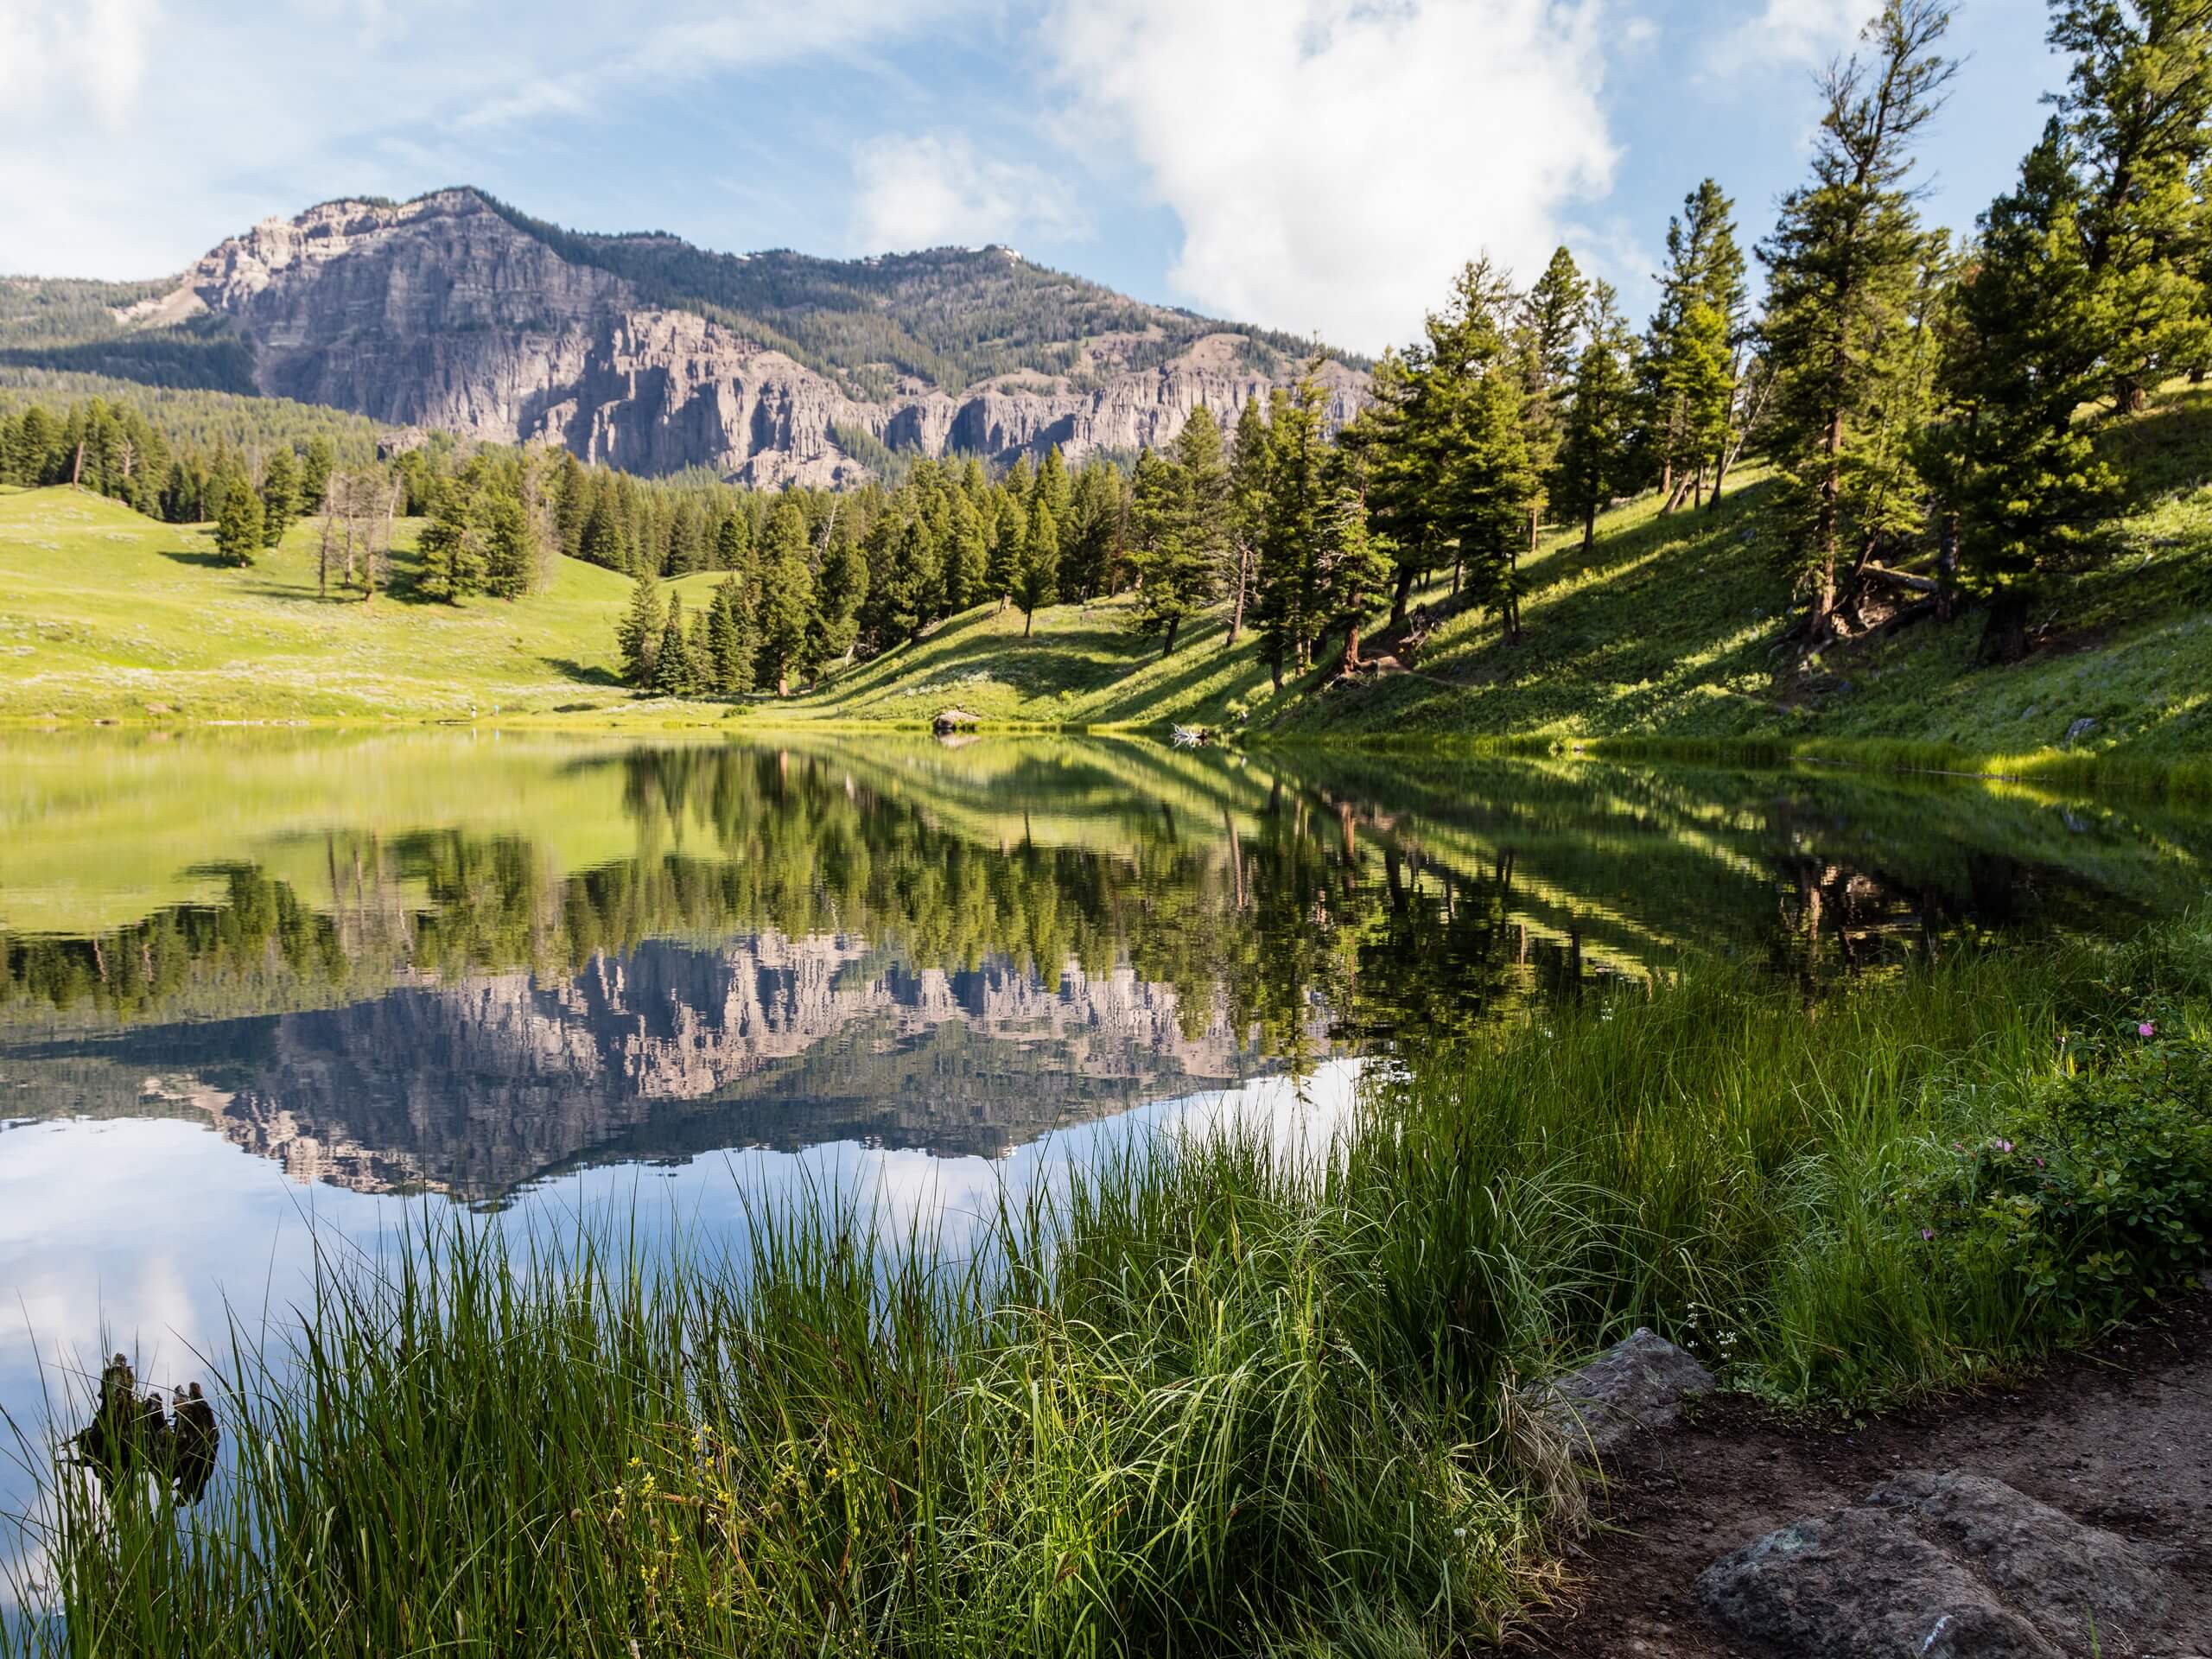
left=134, top=190, right=1366, bottom=487
left=117, top=933, right=1272, bottom=1197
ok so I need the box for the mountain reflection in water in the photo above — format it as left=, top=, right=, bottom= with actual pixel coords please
left=3, top=735, right=2205, bottom=1205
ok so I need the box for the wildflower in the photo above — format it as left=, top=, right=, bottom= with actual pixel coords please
left=1993, top=1139, right=2014, bottom=1154
left=2139, top=1021, right=2157, bottom=1039
left=1921, top=1229, right=1934, bottom=1241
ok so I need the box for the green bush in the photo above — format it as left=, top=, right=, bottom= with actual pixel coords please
left=1923, top=1027, right=2211, bottom=1325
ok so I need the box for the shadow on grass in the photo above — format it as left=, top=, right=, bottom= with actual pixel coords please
left=160, top=550, right=239, bottom=570
left=541, top=657, right=625, bottom=688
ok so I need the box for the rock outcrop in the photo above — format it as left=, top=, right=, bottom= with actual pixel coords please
left=1697, top=1469, right=2177, bottom=1658
left=130, top=190, right=1366, bottom=487
left=1520, top=1328, right=1716, bottom=1457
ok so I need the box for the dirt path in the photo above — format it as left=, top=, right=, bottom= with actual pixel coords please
left=1523, top=1288, right=2212, bottom=1656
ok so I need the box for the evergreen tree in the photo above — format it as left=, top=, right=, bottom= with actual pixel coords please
left=213, top=479, right=264, bottom=567
left=985, top=488, right=1024, bottom=609
left=1313, top=448, right=1390, bottom=672
left=481, top=483, right=542, bottom=600
left=887, top=517, right=942, bottom=644
left=1441, top=300, right=1540, bottom=642
left=1129, top=408, right=1230, bottom=655
left=1643, top=180, right=1751, bottom=507
left=757, top=501, right=815, bottom=696
left=1224, top=396, right=1272, bottom=642
left=1929, top=118, right=2120, bottom=658
left=706, top=577, right=753, bottom=696
left=1015, top=493, right=1059, bottom=636
left=616, top=573, right=665, bottom=689
left=810, top=518, right=871, bottom=673
left=1062, top=460, right=1126, bottom=601
left=1516, top=245, right=1589, bottom=548
left=1253, top=374, right=1329, bottom=688
left=417, top=477, right=491, bottom=603
left=2049, top=0, right=2212, bottom=409
left=259, top=448, right=299, bottom=548
left=1035, top=445, right=1072, bottom=523
left=1758, top=0, right=1956, bottom=645
left=300, top=438, right=334, bottom=514
left=652, top=593, right=701, bottom=696
left=943, top=489, right=990, bottom=612
left=1555, top=283, right=1640, bottom=554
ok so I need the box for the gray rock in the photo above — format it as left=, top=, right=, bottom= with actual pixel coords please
left=2065, top=717, right=2100, bottom=746
left=1521, top=1327, right=1714, bottom=1456
left=138, top=190, right=1368, bottom=489
left=1699, top=1470, right=2173, bottom=1658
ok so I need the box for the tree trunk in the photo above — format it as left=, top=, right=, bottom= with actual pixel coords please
left=1161, top=615, right=1179, bottom=658
left=1024, top=608, right=1035, bottom=638
left=1581, top=501, right=1597, bottom=556
left=70, top=442, right=84, bottom=490
left=1978, top=588, right=2031, bottom=664
left=1809, top=400, right=1846, bottom=645
left=1389, top=562, right=1414, bottom=627
left=777, top=671, right=790, bottom=697
left=1935, top=510, right=1960, bottom=623
left=1268, top=652, right=1284, bottom=693
left=1708, top=448, right=1730, bottom=509
left=1450, top=557, right=1462, bottom=598
left=1226, top=548, right=1250, bottom=647
left=1339, top=615, right=1363, bottom=676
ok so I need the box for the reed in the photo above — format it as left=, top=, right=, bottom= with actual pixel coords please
left=7, top=917, right=2206, bottom=1656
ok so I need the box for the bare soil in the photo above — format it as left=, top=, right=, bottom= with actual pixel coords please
left=1519, top=1287, right=2212, bottom=1656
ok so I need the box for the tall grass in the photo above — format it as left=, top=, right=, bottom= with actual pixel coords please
left=7, top=918, right=2208, bottom=1656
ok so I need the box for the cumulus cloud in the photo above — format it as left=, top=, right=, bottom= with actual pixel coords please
left=850, top=133, right=1090, bottom=252
left=1040, top=0, right=1619, bottom=354
left=1711, top=0, right=1869, bottom=75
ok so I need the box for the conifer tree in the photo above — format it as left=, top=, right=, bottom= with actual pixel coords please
left=1016, top=493, right=1059, bottom=636
left=1643, top=181, right=1750, bottom=507
left=481, top=484, right=541, bottom=600
left=1036, top=445, right=1072, bottom=524
left=1224, top=396, right=1272, bottom=643
left=757, top=501, right=814, bottom=696
left=707, top=577, right=752, bottom=696
left=652, top=593, right=701, bottom=697
left=887, top=517, right=941, bottom=645
left=1556, top=283, right=1639, bottom=554
left=1128, top=407, right=1228, bottom=655
left=300, top=438, right=334, bottom=515
left=2049, top=0, right=2212, bottom=410
left=943, top=490, right=990, bottom=611
left=1758, top=0, right=1956, bottom=645
left=1929, top=118, right=2120, bottom=658
left=810, top=518, right=871, bottom=673
left=1516, top=245, right=1589, bottom=549
left=986, top=489, right=1024, bottom=610
left=213, top=479, right=264, bottom=567
left=1253, top=375, right=1328, bottom=688
left=259, top=448, right=299, bottom=548
left=417, top=476, right=491, bottom=603
left=616, top=572, right=665, bottom=688
left=1313, top=448, right=1390, bottom=672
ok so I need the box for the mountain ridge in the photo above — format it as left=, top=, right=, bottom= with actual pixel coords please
left=6, top=187, right=1368, bottom=487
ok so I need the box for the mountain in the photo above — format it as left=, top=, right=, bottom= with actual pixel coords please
left=7, top=188, right=1368, bottom=487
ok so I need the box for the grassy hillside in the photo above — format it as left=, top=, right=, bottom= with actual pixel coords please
left=3, top=385, right=2209, bottom=785
left=0, top=486, right=645, bottom=722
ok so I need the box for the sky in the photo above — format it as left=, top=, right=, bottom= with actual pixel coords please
left=0, top=0, right=2063, bottom=358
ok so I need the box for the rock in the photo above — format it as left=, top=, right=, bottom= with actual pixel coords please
left=2019, top=703, right=2039, bottom=721
left=2064, top=716, right=2099, bottom=746
left=142, top=189, right=1367, bottom=487
left=1520, top=1327, right=1715, bottom=1456
left=1698, top=1470, right=2174, bottom=1658
left=932, top=708, right=980, bottom=734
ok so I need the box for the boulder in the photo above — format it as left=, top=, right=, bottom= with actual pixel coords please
left=2065, top=716, right=2099, bottom=746
left=1698, top=1470, right=2173, bottom=1658
left=1520, top=1327, right=1714, bottom=1457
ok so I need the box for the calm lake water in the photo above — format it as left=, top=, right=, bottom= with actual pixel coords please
left=1, top=730, right=2206, bottom=1566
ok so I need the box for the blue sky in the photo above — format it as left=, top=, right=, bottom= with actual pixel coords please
left=1, top=0, right=2061, bottom=357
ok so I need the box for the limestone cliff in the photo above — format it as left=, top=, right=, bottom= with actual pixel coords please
left=132, top=189, right=1367, bottom=487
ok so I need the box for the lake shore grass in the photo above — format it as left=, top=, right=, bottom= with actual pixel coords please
left=9, top=912, right=2208, bottom=1656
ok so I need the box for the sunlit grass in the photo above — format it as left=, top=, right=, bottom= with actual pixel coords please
left=8, top=911, right=2206, bottom=1656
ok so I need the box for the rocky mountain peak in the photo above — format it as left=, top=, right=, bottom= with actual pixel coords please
left=118, top=189, right=1366, bottom=487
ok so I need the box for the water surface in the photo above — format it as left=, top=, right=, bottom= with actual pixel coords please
left=1, top=731, right=2203, bottom=1525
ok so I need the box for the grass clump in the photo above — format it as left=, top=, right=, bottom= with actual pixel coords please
left=8, top=917, right=2210, bottom=1655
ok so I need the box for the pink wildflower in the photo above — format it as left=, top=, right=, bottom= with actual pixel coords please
left=2139, top=1021, right=2157, bottom=1039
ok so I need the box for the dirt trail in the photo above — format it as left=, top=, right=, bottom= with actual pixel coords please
left=1524, top=1289, right=2212, bottom=1656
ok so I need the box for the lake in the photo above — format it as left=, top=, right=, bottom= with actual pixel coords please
left=1, top=730, right=2205, bottom=1561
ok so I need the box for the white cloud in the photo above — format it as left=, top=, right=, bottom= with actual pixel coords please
left=850, top=133, right=1090, bottom=253
left=1712, top=0, right=1869, bottom=76
left=0, top=0, right=960, bottom=277
left=1040, top=0, right=1619, bottom=354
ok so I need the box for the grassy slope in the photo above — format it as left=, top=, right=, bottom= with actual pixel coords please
left=0, top=486, right=640, bottom=723
left=3, top=386, right=2209, bottom=777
